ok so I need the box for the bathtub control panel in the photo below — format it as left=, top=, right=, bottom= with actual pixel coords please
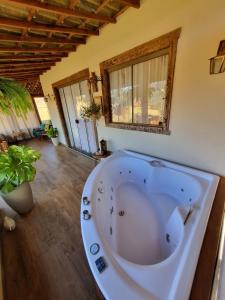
left=95, top=256, right=107, bottom=273
left=90, top=243, right=100, bottom=255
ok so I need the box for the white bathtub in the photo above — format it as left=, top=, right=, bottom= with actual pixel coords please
left=80, top=150, right=219, bottom=300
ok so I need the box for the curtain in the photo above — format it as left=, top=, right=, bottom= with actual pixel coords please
left=133, top=54, right=169, bottom=125
left=0, top=105, right=40, bottom=140
left=109, top=66, right=132, bottom=123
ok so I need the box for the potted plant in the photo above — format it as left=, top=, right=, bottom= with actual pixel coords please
left=81, top=101, right=101, bottom=153
left=80, top=101, right=101, bottom=120
left=0, top=77, right=33, bottom=117
left=47, top=127, right=59, bottom=146
left=0, top=145, right=41, bottom=214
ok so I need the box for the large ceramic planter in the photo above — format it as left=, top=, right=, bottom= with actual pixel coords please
left=51, top=137, right=59, bottom=146
left=1, top=182, right=34, bottom=214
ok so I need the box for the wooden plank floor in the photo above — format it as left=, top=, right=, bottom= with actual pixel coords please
left=1, top=140, right=99, bottom=300
left=2, top=139, right=225, bottom=300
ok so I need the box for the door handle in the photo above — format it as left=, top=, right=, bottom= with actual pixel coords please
left=75, top=119, right=79, bottom=124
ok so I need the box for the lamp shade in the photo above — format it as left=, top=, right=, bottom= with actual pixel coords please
left=210, top=55, right=225, bottom=74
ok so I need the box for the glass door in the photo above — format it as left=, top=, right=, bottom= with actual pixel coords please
left=70, top=82, right=90, bottom=152
left=59, top=80, right=97, bottom=154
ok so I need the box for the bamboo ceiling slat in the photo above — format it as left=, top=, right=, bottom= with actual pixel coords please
left=0, top=0, right=140, bottom=80
left=0, top=33, right=86, bottom=45
left=6, top=0, right=116, bottom=23
left=0, top=54, right=68, bottom=59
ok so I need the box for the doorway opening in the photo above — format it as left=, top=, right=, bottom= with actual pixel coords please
left=52, top=69, right=97, bottom=155
left=33, top=97, right=51, bottom=123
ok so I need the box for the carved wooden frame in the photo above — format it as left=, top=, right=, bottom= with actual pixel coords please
left=52, top=68, right=90, bottom=89
left=100, top=28, right=181, bottom=134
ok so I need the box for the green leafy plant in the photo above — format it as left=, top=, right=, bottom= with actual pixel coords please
left=47, top=127, right=58, bottom=138
left=80, top=102, right=101, bottom=120
left=0, top=77, right=33, bottom=117
left=0, top=145, right=41, bottom=194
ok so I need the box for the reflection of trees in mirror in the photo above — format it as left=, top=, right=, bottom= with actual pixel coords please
left=0, top=77, right=33, bottom=117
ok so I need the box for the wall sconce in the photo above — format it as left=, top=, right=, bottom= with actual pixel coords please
left=88, top=72, right=103, bottom=93
left=44, top=93, right=55, bottom=102
left=210, top=40, right=225, bottom=74
left=44, top=95, right=49, bottom=102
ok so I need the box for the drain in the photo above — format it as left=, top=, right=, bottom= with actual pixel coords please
left=166, top=233, right=170, bottom=243
left=118, top=210, right=125, bottom=216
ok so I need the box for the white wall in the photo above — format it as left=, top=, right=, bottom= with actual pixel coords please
left=40, top=0, right=225, bottom=176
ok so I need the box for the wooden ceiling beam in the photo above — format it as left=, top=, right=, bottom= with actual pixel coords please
left=0, top=33, right=86, bottom=45
left=78, top=0, right=111, bottom=30
left=13, top=76, right=40, bottom=80
left=22, top=8, right=36, bottom=37
left=6, top=0, right=116, bottom=23
left=0, top=17, right=99, bottom=36
left=0, top=67, right=51, bottom=73
left=118, top=0, right=140, bottom=8
left=96, top=0, right=111, bottom=13
left=0, top=71, right=49, bottom=77
left=69, top=0, right=80, bottom=9
left=2, top=72, right=42, bottom=76
left=0, top=72, right=49, bottom=78
left=0, top=63, right=55, bottom=69
left=0, top=54, right=67, bottom=60
left=2, top=76, right=40, bottom=81
left=0, top=72, right=46, bottom=78
left=87, top=0, right=118, bottom=12
left=0, top=66, right=50, bottom=70
left=0, top=60, right=60, bottom=65
left=11, top=75, right=42, bottom=78
left=56, top=0, right=81, bottom=29
left=0, top=47, right=75, bottom=53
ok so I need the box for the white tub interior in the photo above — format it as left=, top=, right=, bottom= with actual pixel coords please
left=81, top=150, right=219, bottom=300
left=93, top=156, right=202, bottom=265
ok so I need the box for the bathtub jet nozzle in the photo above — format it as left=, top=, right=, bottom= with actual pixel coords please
left=83, top=196, right=90, bottom=205
left=83, top=210, right=91, bottom=220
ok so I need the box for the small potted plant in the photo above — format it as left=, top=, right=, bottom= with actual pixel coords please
left=80, top=101, right=101, bottom=121
left=0, top=145, right=41, bottom=214
left=47, top=127, right=59, bottom=146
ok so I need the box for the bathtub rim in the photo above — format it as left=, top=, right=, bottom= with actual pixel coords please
left=81, top=150, right=220, bottom=300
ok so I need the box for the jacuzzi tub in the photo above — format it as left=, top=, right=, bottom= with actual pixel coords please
left=81, top=150, right=219, bottom=300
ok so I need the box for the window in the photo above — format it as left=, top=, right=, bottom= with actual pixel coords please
left=100, top=28, right=181, bottom=134
left=34, top=97, right=51, bottom=122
